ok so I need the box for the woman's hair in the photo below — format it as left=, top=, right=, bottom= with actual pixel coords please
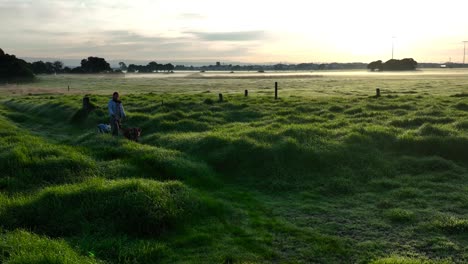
left=113, top=92, right=119, bottom=96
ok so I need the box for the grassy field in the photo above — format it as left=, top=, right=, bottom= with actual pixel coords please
left=0, top=70, right=467, bottom=263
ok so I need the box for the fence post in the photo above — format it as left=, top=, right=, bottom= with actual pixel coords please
left=219, top=93, right=223, bottom=102
left=376, top=88, right=381, bottom=97
left=275, top=82, right=278, bottom=99
left=82, top=96, right=90, bottom=110
left=245, top=90, right=248, bottom=97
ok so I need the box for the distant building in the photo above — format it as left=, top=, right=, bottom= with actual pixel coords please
left=216, top=62, right=221, bottom=66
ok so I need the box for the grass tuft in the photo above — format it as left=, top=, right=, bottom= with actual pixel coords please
left=384, top=208, right=415, bottom=223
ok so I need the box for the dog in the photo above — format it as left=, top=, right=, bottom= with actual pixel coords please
left=120, top=127, right=142, bottom=142
left=97, top=123, right=111, bottom=133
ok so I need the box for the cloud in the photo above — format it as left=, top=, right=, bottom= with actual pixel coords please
left=188, top=31, right=266, bottom=42
left=8, top=28, right=257, bottom=62
left=21, top=29, right=74, bottom=36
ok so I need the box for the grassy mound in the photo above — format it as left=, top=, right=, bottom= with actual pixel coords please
left=0, top=230, right=101, bottom=264
left=0, top=116, right=95, bottom=192
left=0, top=178, right=201, bottom=237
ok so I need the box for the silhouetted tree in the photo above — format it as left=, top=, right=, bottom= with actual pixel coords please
left=31, top=60, right=64, bottom=74
left=53, top=61, right=64, bottom=72
left=125, top=61, right=175, bottom=73
left=119, top=62, right=127, bottom=71
left=368, top=58, right=417, bottom=71
left=31, top=61, right=49, bottom=74
left=126, top=64, right=137, bottom=73
left=45, top=62, right=55, bottom=73
left=147, top=61, right=159, bottom=72
left=80, top=57, right=111, bottom=73
left=367, top=60, right=383, bottom=71
left=71, top=67, right=84, bottom=73
left=0, top=50, right=34, bottom=81
left=274, top=64, right=286, bottom=71
left=383, top=58, right=417, bottom=71
left=164, top=63, right=174, bottom=72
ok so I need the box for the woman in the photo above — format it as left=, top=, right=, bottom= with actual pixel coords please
left=108, top=92, right=126, bottom=136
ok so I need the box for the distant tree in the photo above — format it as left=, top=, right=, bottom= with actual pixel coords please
left=0, top=50, right=34, bottom=81
left=63, top=66, right=72, bottom=73
left=31, top=61, right=49, bottom=74
left=70, top=66, right=84, bottom=73
left=400, top=58, right=418, bottom=70
left=368, top=58, right=417, bottom=71
left=53, top=61, right=64, bottom=72
left=367, top=60, right=383, bottom=71
left=165, top=63, right=174, bottom=72
left=127, top=64, right=137, bottom=73
left=174, top=65, right=186, bottom=70
left=383, top=58, right=417, bottom=71
left=274, top=64, right=286, bottom=71
left=119, top=62, right=127, bottom=71
left=45, top=62, right=55, bottom=73
left=147, top=61, right=159, bottom=72
left=80, top=56, right=111, bottom=73
left=296, top=63, right=318, bottom=70
left=31, top=60, right=63, bottom=74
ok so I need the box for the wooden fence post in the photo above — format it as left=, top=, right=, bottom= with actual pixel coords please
left=275, top=82, right=278, bottom=99
left=219, top=93, right=223, bottom=102
left=245, top=90, right=248, bottom=97
left=376, top=88, right=381, bottom=97
left=83, top=96, right=90, bottom=110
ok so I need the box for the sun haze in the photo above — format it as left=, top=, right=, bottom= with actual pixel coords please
left=1, top=0, right=467, bottom=63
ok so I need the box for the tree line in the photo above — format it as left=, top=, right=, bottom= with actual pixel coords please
left=174, top=62, right=369, bottom=71
left=32, top=57, right=113, bottom=74
left=1, top=49, right=117, bottom=81
left=0, top=49, right=177, bottom=82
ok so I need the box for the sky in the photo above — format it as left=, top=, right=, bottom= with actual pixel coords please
left=1, top=0, right=468, bottom=64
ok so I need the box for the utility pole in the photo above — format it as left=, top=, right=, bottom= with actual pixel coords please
left=463, top=41, right=468, bottom=65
